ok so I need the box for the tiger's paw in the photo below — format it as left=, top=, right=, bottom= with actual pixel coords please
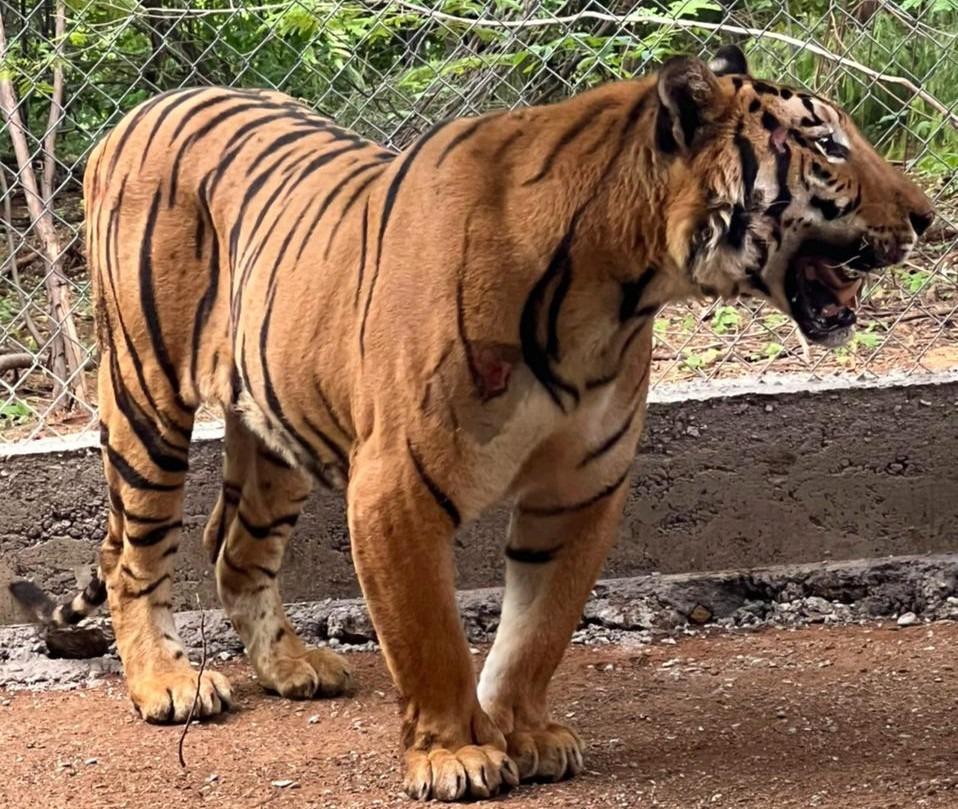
left=507, top=722, right=584, bottom=782
left=404, top=744, right=520, bottom=802
left=262, top=647, right=353, bottom=699
left=129, top=666, right=233, bottom=723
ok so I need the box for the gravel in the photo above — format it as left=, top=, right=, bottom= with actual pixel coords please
left=2, top=553, right=957, bottom=690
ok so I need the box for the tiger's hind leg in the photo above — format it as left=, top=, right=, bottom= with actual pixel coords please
left=203, top=411, right=352, bottom=699
left=98, top=366, right=232, bottom=723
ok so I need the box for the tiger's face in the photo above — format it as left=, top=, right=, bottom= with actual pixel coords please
left=660, top=46, right=934, bottom=347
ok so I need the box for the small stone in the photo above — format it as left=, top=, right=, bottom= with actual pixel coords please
left=84, top=758, right=98, bottom=766
left=688, top=604, right=712, bottom=625
left=307, top=715, right=320, bottom=725
left=271, top=779, right=299, bottom=789
left=205, top=774, right=219, bottom=784
left=897, top=612, right=919, bottom=627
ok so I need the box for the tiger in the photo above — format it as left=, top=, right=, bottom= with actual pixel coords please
left=9, top=44, right=933, bottom=801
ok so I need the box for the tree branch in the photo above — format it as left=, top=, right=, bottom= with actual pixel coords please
left=384, top=2, right=958, bottom=129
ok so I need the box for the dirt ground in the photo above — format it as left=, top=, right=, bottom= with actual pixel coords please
left=2, top=622, right=958, bottom=809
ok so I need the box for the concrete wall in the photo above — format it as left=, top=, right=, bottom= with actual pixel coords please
left=2, top=375, right=956, bottom=625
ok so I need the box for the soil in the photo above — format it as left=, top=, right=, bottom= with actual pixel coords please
left=3, top=622, right=958, bottom=808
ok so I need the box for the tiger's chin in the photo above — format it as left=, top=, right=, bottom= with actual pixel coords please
left=783, top=236, right=876, bottom=348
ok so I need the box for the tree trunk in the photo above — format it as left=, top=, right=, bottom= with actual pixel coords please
left=0, top=1, right=88, bottom=407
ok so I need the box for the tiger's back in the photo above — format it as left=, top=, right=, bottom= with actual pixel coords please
left=85, top=87, right=397, bottom=476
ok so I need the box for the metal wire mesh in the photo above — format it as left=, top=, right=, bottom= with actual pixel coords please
left=1, top=0, right=955, bottom=443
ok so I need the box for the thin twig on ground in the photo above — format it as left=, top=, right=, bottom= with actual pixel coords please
left=177, top=602, right=208, bottom=769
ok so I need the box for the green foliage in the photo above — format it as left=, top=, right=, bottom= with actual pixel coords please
left=710, top=305, right=741, bottom=335
left=0, top=400, right=32, bottom=426
left=2, top=0, right=955, bottom=174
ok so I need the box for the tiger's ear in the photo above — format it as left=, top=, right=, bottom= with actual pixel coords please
left=656, top=56, right=722, bottom=154
left=709, top=45, right=749, bottom=77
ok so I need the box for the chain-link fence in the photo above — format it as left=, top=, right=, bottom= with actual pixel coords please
left=1, top=1, right=955, bottom=443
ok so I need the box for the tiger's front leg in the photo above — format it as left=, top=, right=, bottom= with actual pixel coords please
left=347, top=440, right=520, bottom=802
left=477, top=478, right=630, bottom=782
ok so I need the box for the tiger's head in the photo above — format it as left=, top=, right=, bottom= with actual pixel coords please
left=658, top=45, right=934, bottom=347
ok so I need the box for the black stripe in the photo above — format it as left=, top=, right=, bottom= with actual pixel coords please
left=237, top=509, right=300, bottom=540
left=169, top=91, right=253, bottom=144
left=124, top=506, right=175, bottom=525
left=519, top=214, right=581, bottom=411
left=523, top=101, right=615, bottom=185
left=504, top=546, right=559, bottom=564
left=206, top=113, right=317, bottom=199
left=113, top=88, right=201, bottom=175
left=257, top=240, right=332, bottom=467
left=407, top=438, right=461, bottom=528
left=354, top=200, right=370, bottom=308
left=727, top=205, right=749, bottom=249
left=765, top=143, right=792, bottom=221
left=520, top=465, right=631, bottom=517
left=105, top=442, right=181, bottom=492
left=577, top=407, right=637, bottom=468
left=258, top=448, right=294, bottom=470
left=654, top=102, right=678, bottom=154
left=456, top=249, right=483, bottom=398
left=314, top=381, right=352, bottom=441
left=129, top=574, right=171, bottom=599
left=139, top=190, right=191, bottom=412
left=101, top=179, right=192, bottom=441
left=491, top=128, right=525, bottom=161
left=127, top=520, right=182, bottom=547
left=323, top=163, right=386, bottom=261
left=361, top=119, right=455, bottom=356
left=620, top=265, right=657, bottom=322
left=244, top=126, right=321, bottom=178
left=801, top=97, right=824, bottom=125
left=436, top=115, right=494, bottom=167
left=235, top=149, right=315, bottom=271
left=810, top=195, right=841, bottom=220
left=292, top=155, right=381, bottom=265
left=190, top=174, right=220, bottom=383
left=734, top=124, right=758, bottom=200
left=194, top=209, right=205, bottom=260
left=302, top=413, right=349, bottom=468
left=545, top=248, right=573, bottom=361
left=105, top=324, right=188, bottom=474
left=168, top=99, right=300, bottom=207
left=227, top=132, right=318, bottom=269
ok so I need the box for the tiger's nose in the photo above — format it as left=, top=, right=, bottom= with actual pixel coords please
left=909, top=209, right=934, bottom=237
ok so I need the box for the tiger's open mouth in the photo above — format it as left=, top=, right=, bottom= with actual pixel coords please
left=784, top=238, right=877, bottom=346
